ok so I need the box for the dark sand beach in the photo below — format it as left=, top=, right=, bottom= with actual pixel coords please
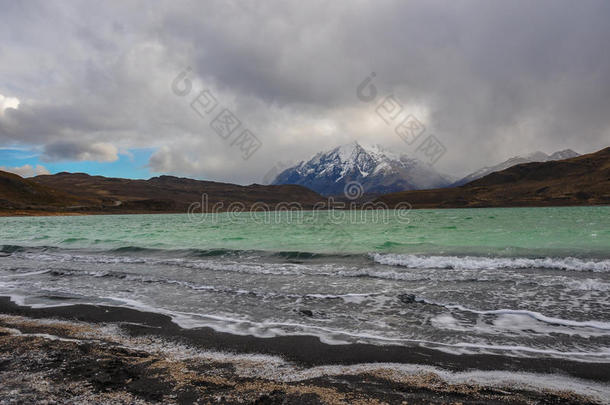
left=1, top=297, right=606, bottom=404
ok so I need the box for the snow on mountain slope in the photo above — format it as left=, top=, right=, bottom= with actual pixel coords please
left=451, top=149, right=580, bottom=187
left=271, top=142, right=451, bottom=196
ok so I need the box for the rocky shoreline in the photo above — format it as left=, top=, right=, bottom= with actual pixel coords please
left=0, top=300, right=606, bottom=404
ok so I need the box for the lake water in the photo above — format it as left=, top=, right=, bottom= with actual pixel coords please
left=1, top=206, right=609, bottom=361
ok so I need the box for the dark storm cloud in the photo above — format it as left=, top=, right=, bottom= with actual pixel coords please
left=0, top=0, right=608, bottom=182
left=42, top=140, right=118, bottom=162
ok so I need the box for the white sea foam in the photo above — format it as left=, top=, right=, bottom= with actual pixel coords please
left=451, top=306, right=610, bottom=330
left=14, top=267, right=383, bottom=302
left=14, top=250, right=610, bottom=281
left=3, top=249, right=609, bottom=367
left=16, top=251, right=329, bottom=277
left=371, top=253, right=610, bottom=272
left=115, top=334, right=610, bottom=404
left=276, top=365, right=610, bottom=404
left=119, top=333, right=610, bottom=402
left=4, top=292, right=610, bottom=363
left=0, top=269, right=51, bottom=278
left=50, top=296, right=610, bottom=360
left=5, top=314, right=607, bottom=403
left=416, top=296, right=610, bottom=330
left=567, top=278, right=610, bottom=291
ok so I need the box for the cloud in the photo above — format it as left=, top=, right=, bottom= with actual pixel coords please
left=0, top=0, right=609, bottom=181
left=0, top=164, right=50, bottom=178
left=0, top=94, right=19, bottom=116
left=42, top=141, right=118, bottom=162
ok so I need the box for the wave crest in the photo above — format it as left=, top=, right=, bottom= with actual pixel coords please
left=371, top=253, right=610, bottom=272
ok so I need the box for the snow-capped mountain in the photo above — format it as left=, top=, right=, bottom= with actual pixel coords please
left=271, top=142, right=452, bottom=196
left=451, top=149, right=580, bottom=187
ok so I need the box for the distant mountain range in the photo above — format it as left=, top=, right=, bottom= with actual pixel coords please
left=451, top=149, right=580, bottom=186
left=272, top=142, right=452, bottom=196
left=376, top=146, right=609, bottom=208
left=1, top=146, right=607, bottom=215
left=271, top=142, right=581, bottom=196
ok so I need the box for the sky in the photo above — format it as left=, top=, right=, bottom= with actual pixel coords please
left=0, top=0, right=609, bottom=184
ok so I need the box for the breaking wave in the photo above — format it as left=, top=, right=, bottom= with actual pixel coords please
left=371, top=253, right=610, bottom=272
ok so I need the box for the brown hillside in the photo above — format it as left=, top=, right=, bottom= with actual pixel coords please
left=376, top=146, right=610, bottom=208
left=29, top=173, right=325, bottom=213
left=0, top=171, right=91, bottom=211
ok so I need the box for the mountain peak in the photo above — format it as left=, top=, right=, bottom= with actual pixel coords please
left=272, top=142, right=451, bottom=195
left=549, top=149, right=579, bottom=160
left=334, top=141, right=365, bottom=162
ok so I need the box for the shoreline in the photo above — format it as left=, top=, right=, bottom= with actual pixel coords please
left=2, top=296, right=609, bottom=382
left=1, top=203, right=609, bottom=218
left=1, top=297, right=607, bottom=404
